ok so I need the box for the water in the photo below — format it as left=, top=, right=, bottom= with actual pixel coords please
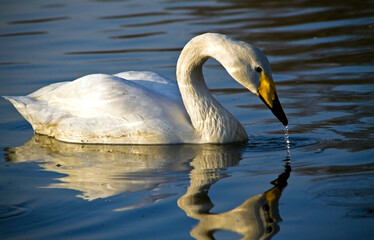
left=0, top=0, right=373, bottom=239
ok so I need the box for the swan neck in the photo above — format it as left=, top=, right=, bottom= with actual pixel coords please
left=176, top=34, right=247, bottom=143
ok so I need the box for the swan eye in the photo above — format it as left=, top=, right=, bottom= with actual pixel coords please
left=255, top=67, right=263, bottom=73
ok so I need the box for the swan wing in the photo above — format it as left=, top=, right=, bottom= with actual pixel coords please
left=5, top=72, right=193, bottom=144
left=114, top=71, right=181, bottom=102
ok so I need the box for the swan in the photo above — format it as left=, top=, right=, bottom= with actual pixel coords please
left=4, top=33, right=288, bottom=144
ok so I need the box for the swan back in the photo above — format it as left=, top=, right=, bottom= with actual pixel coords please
left=5, top=73, right=194, bottom=144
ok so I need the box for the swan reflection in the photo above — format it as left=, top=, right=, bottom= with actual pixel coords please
left=5, top=134, right=194, bottom=201
left=178, top=151, right=290, bottom=240
left=5, top=134, right=290, bottom=239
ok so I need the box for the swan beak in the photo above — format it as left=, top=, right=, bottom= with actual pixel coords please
left=257, top=72, right=288, bottom=126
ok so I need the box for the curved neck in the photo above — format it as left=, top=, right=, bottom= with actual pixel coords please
left=176, top=34, right=247, bottom=143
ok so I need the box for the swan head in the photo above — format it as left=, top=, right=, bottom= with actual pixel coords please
left=219, top=36, right=288, bottom=126
left=179, top=33, right=288, bottom=127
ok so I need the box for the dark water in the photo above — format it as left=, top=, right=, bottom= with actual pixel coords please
left=0, top=0, right=373, bottom=239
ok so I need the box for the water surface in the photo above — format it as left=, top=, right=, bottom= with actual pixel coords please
left=0, top=0, right=373, bottom=239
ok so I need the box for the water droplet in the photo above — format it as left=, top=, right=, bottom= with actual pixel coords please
left=284, top=125, right=291, bottom=161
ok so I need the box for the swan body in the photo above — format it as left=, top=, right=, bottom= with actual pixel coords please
left=4, top=33, right=288, bottom=144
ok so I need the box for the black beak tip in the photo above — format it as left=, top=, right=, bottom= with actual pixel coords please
left=280, top=114, right=288, bottom=127
left=259, top=93, right=288, bottom=126
left=272, top=96, right=288, bottom=126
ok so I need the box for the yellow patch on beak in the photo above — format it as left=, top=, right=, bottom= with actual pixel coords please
left=257, top=72, right=276, bottom=108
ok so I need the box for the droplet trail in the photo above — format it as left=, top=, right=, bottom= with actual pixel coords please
left=284, top=125, right=291, bottom=161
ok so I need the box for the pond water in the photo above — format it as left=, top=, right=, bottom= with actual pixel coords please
left=0, top=0, right=374, bottom=239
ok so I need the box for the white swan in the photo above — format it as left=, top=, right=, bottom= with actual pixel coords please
left=4, top=33, right=288, bottom=144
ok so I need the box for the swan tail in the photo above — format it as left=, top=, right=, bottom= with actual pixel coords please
left=3, top=96, right=33, bottom=123
left=3, top=96, right=68, bottom=137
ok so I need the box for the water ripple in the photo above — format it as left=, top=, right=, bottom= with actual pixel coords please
left=0, top=31, right=47, bottom=38
left=246, top=136, right=318, bottom=152
left=8, top=16, right=69, bottom=25
left=98, top=12, right=168, bottom=20
left=0, top=204, right=28, bottom=220
left=65, top=47, right=181, bottom=55
left=109, top=31, right=165, bottom=39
